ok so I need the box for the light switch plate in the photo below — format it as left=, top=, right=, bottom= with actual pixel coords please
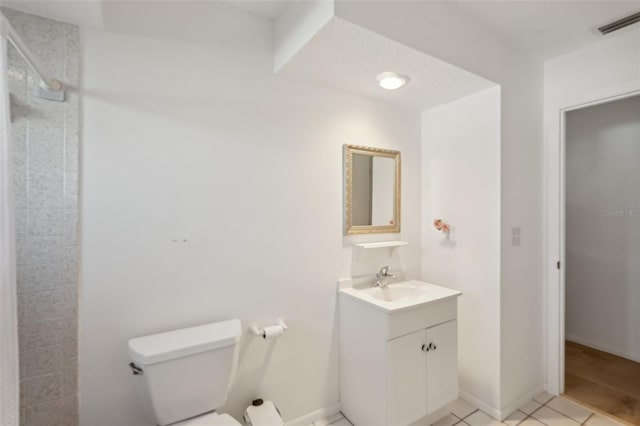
left=512, top=227, right=521, bottom=246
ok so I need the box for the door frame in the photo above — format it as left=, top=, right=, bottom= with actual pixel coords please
left=544, top=84, right=640, bottom=395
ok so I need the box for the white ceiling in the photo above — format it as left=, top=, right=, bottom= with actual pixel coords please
left=3, top=0, right=637, bottom=110
left=1, top=0, right=104, bottom=28
left=280, top=17, right=497, bottom=110
left=3, top=0, right=638, bottom=62
left=222, top=0, right=640, bottom=61
left=222, top=0, right=287, bottom=19
left=251, top=0, right=640, bottom=60
left=0, top=0, right=287, bottom=29
left=443, top=0, right=640, bottom=60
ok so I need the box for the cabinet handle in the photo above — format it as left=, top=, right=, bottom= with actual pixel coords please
left=421, top=344, right=429, bottom=352
left=428, top=342, right=437, bottom=351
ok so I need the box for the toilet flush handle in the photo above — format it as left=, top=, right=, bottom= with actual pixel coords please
left=129, top=362, right=144, bottom=375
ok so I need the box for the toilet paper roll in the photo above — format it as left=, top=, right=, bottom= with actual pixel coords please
left=245, top=400, right=284, bottom=426
left=262, top=325, right=285, bottom=339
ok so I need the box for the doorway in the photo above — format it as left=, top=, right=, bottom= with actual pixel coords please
left=562, top=94, right=640, bottom=424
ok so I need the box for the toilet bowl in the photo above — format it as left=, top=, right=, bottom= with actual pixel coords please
left=128, top=320, right=246, bottom=426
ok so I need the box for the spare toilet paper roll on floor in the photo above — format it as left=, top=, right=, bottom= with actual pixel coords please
left=262, top=325, right=285, bottom=338
left=244, top=400, right=283, bottom=426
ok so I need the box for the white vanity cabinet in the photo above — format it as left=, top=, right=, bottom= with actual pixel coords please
left=339, top=285, right=460, bottom=426
left=387, top=320, right=458, bottom=425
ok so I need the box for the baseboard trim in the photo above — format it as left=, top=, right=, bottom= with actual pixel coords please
left=459, top=390, right=500, bottom=421
left=409, top=405, right=450, bottom=426
left=460, top=384, right=545, bottom=422
left=499, top=384, right=546, bottom=421
left=285, top=403, right=341, bottom=426
left=566, top=335, right=640, bottom=363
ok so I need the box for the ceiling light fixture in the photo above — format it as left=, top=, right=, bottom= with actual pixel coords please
left=376, top=72, right=409, bottom=90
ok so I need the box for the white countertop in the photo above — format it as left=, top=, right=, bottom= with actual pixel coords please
left=339, top=278, right=462, bottom=313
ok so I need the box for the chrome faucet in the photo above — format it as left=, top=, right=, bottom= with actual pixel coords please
left=373, top=265, right=395, bottom=288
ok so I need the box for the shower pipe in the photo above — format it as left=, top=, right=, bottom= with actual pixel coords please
left=1, top=13, right=64, bottom=100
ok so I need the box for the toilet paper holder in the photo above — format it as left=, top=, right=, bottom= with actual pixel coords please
left=250, top=319, right=288, bottom=339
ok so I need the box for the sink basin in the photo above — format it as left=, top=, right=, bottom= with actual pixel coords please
left=339, top=279, right=461, bottom=313
left=363, top=282, right=428, bottom=302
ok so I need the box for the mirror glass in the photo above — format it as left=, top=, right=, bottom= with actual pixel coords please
left=344, top=145, right=400, bottom=234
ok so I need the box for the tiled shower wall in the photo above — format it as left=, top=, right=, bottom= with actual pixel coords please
left=3, top=8, right=80, bottom=426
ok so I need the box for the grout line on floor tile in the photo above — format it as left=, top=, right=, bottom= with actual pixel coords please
left=528, top=403, right=547, bottom=418
left=460, top=408, right=479, bottom=420
left=580, top=413, right=594, bottom=425
left=525, top=410, right=553, bottom=426
left=326, top=416, right=345, bottom=426
left=505, top=413, right=529, bottom=426
left=337, top=412, right=353, bottom=426
left=451, top=412, right=464, bottom=421
left=532, top=417, right=552, bottom=426
left=536, top=404, right=583, bottom=425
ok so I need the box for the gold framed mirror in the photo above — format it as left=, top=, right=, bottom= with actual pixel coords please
left=344, top=144, right=401, bottom=235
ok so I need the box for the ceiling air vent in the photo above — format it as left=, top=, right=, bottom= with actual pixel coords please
left=598, top=11, right=640, bottom=35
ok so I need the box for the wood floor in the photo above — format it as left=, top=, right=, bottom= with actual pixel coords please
left=565, top=341, right=640, bottom=425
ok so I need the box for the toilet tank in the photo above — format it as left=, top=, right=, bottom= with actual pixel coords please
left=128, top=320, right=242, bottom=426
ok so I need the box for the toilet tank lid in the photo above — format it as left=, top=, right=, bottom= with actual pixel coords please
left=128, top=319, right=242, bottom=365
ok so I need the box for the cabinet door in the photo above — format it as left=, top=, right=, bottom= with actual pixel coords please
left=387, top=329, right=427, bottom=425
left=426, top=320, right=458, bottom=413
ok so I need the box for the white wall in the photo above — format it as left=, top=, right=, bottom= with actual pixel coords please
left=421, top=88, right=502, bottom=410
left=544, top=28, right=640, bottom=109
left=79, top=2, right=422, bottom=425
left=566, top=95, right=640, bottom=362
left=544, top=26, right=640, bottom=393
left=336, top=1, right=545, bottom=418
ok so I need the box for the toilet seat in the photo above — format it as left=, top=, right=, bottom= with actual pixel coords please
left=175, top=412, right=241, bottom=426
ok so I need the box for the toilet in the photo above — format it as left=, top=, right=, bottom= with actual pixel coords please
left=128, top=319, right=248, bottom=426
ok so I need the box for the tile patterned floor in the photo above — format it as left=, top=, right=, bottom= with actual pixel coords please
left=311, top=392, right=625, bottom=426
left=312, top=412, right=353, bottom=426
left=429, top=393, right=625, bottom=426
